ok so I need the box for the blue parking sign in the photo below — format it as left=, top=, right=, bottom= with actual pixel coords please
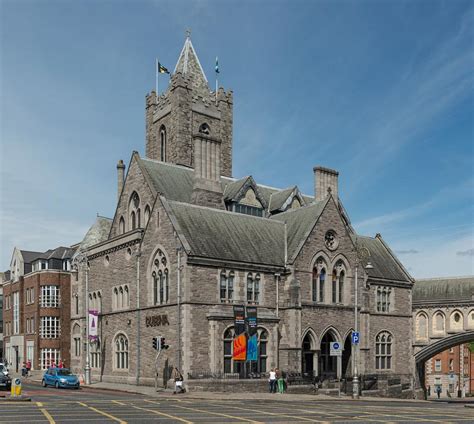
left=352, top=332, right=360, bottom=344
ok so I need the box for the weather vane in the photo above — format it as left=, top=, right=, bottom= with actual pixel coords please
left=185, top=28, right=191, bottom=38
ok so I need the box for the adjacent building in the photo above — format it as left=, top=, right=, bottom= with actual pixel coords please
left=72, top=36, right=415, bottom=393
left=3, top=247, right=75, bottom=371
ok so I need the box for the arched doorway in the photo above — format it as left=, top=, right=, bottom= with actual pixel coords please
left=302, top=332, right=317, bottom=376
left=319, top=331, right=337, bottom=378
left=342, top=333, right=352, bottom=377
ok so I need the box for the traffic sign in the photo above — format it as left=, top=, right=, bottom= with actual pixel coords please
left=330, top=342, right=342, bottom=356
left=352, top=331, right=360, bottom=345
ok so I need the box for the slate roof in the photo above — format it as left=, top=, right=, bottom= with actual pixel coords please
left=167, top=200, right=286, bottom=267
left=351, top=235, right=412, bottom=282
left=139, top=157, right=313, bottom=213
left=413, top=276, right=474, bottom=303
left=20, top=250, right=43, bottom=264
left=36, top=246, right=76, bottom=260
left=268, top=186, right=296, bottom=212
left=75, top=216, right=113, bottom=257
left=271, top=199, right=328, bottom=262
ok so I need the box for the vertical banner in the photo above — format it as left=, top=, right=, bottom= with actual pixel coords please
left=246, top=306, right=258, bottom=361
left=233, top=305, right=246, bottom=335
left=233, top=333, right=247, bottom=361
left=88, top=310, right=98, bottom=341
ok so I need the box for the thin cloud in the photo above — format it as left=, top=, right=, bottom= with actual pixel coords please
left=456, top=248, right=474, bottom=257
left=396, top=249, right=419, bottom=255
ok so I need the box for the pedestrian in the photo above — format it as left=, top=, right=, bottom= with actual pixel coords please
left=58, top=360, right=64, bottom=369
left=268, top=368, right=277, bottom=393
left=21, top=362, right=27, bottom=377
left=26, top=360, right=31, bottom=377
left=276, top=368, right=285, bottom=394
left=171, top=367, right=185, bottom=394
left=436, top=385, right=441, bottom=399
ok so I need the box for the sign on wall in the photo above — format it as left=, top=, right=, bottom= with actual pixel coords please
left=233, top=305, right=246, bottom=335
left=88, top=310, right=98, bottom=341
left=233, top=333, right=247, bottom=361
left=330, top=342, right=342, bottom=356
left=145, top=314, right=170, bottom=327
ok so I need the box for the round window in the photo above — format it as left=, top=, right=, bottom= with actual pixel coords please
left=454, top=313, right=461, bottom=323
left=324, top=230, right=339, bottom=250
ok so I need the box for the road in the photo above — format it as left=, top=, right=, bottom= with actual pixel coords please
left=0, top=382, right=473, bottom=423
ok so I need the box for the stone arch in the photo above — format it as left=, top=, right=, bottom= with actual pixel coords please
left=432, top=310, right=446, bottom=334
left=147, top=245, right=170, bottom=306
left=302, top=328, right=319, bottom=376
left=319, top=326, right=342, bottom=378
left=468, top=309, right=474, bottom=329
left=72, top=323, right=81, bottom=335
left=159, top=125, right=167, bottom=162
left=449, top=309, right=464, bottom=332
left=415, top=311, right=429, bottom=340
left=301, top=327, right=320, bottom=349
left=311, top=251, right=331, bottom=303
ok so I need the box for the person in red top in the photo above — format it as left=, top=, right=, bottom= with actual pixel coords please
left=26, top=360, right=32, bottom=377
left=58, top=360, right=64, bottom=369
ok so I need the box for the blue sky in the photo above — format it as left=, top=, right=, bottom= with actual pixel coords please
left=1, top=0, right=473, bottom=278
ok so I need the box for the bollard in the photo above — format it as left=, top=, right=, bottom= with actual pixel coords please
left=15, top=378, right=22, bottom=396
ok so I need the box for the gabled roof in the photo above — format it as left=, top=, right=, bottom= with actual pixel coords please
left=351, top=234, right=412, bottom=283
left=173, top=36, right=208, bottom=93
left=413, top=276, right=474, bottom=303
left=222, top=175, right=268, bottom=209
left=271, top=199, right=328, bottom=263
left=20, top=250, right=43, bottom=264
left=268, top=186, right=307, bottom=213
left=166, top=200, right=285, bottom=267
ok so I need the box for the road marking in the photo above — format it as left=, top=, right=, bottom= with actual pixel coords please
left=36, top=402, right=43, bottom=407
left=112, top=400, right=126, bottom=406
left=171, top=403, right=265, bottom=423
left=40, top=408, right=56, bottom=424
left=132, top=404, right=193, bottom=423
left=77, top=401, right=127, bottom=423
left=207, top=402, right=329, bottom=423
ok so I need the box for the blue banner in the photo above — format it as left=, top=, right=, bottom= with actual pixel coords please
left=247, top=334, right=258, bottom=361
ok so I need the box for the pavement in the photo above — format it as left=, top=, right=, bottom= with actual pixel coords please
left=1, top=381, right=474, bottom=423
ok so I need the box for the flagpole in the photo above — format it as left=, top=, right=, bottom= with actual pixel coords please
left=215, top=56, right=219, bottom=105
left=156, top=58, right=159, bottom=97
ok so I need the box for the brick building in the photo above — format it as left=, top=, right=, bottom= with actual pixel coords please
left=3, top=247, right=74, bottom=371
left=72, top=36, right=414, bottom=393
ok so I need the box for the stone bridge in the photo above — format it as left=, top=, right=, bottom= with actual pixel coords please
left=412, top=276, right=474, bottom=397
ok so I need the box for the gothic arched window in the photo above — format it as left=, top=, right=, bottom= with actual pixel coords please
left=114, top=334, right=129, bottom=369
left=375, top=331, right=392, bottom=370
left=246, top=273, right=260, bottom=305
left=151, top=249, right=169, bottom=305
left=160, top=125, right=167, bottom=162
left=144, top=205, right=151, bottom=226
left=119, top=217, right=125, bottom=234
left=129, top=192, right=141, bottom=231
left=312, top=258, right=327, bottom=303
left=434, top=311, right=445, bottom=332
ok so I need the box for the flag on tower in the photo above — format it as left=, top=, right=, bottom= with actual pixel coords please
left=158, top=62, right=170, bottom=74
left=215, top=57, right=219, bottom=74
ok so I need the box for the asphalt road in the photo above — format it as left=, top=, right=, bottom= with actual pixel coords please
left=0, top=382, right=473, bottom=423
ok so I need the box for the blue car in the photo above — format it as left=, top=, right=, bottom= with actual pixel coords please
left=42, top=368, right=80, bottom=389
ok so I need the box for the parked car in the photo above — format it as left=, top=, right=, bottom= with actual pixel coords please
left=0, top=363, right=9, bottom=376
left=0, top=373, right=11, bottom=390
left=42, top=368, right=80, bottom=389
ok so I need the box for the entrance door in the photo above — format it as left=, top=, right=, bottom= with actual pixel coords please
left=302, top=333, right=315, bottom=376
left=342, top=334, right=352, bottom=377
left=319, top=332, right=337, bottom=378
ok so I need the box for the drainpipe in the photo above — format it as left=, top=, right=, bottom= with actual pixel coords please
left=135, top=245, right=141, bottom=386
left=177, top=247, right=182, bottom=371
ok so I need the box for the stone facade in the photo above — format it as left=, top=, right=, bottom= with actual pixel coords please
left=72, top=37, right=415, bottom=397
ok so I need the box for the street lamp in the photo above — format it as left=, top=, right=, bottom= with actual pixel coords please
left=352, top=250, right=373, bottom=400
left=73, top=251, right=91, bottom=385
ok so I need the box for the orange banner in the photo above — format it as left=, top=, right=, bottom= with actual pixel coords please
left=233, top=333, right=247, bottom=361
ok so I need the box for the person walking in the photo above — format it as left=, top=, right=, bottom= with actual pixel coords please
left=277, top=369, right=285, bottom=394
left=268, top=368, right=277, bottom=393
left=171, top=367, right=185, bottom=394
left=436, top=385, right=442, bottom=399
left=26, top=360, right=31, bottom=377
left=21, top=362, right=27, bottom=377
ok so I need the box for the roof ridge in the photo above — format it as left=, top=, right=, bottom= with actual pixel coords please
left=416, top=276, right=474, bottom=282
left=140, top=156, right=194, bottom=171
left=167, top=200, right=284, bottom=225
left=273, top=199, right=326, bottom=217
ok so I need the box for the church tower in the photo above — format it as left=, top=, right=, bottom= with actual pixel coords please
left=145, top=35, right=233, bottom=179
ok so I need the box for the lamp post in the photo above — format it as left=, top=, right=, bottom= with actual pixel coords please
left=73, top=251, right=91, bottom=385
left=352, top=249, right=373, bottom=400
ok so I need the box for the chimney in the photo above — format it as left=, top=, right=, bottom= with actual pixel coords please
left=314, top=166, right=339, bottom=201
left=190, top=132, right=224, bottom=209
left=117, top=160, right=125, bottom=202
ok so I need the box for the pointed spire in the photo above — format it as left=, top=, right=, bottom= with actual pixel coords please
left=173, top=31, right=209, bottom=92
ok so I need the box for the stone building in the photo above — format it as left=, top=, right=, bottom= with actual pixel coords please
left=2, top=247, right=75, bottom=371
left=73, top=36, right=414, bottom=393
